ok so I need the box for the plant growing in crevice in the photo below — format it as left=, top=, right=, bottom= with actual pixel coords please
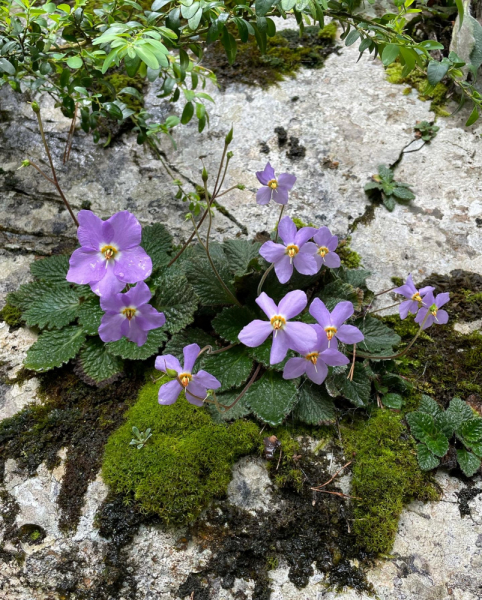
left=364, top=164, right=415, bottom=212
left=414, top=120, right=440, bottom=141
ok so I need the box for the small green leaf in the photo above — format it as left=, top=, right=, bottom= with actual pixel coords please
left=330, top=363, right=371, bottom=407
left=185, top=255, right=237, bottom=306
left=354, top=316, right=401, bottom=355
left=256, top=0, right=276, bottom=16
left=382, top=194, right=396, bottom=211
left=459, top=418, right=482, bottom=443
left=208, top=387, right=251, bottom=422
left=24, top=287, right=79, bottom=329
left=392, top=186, right=415, bottom=201
left=141, top=223, right=173, bottom=270
left=381, top=393, right=403, bottom=409
left=25, top=326, right=86, bottom=372
left=446, top=397, right=473, bottom=430
left=382, top=44, right=399, bottom=66
left=425, top=431, right=449, bottom=457
left=416, top=444, right=440, bottom=471
left=152, top=270, right=198, bottom=334
left=466, top=105, right=479, bottom=127
left=427, top=60, right=450, bottom=85
left=79, top=337, right=124, bottom=384
left=188, top=6, right=202, bottom=29
left=181, top=101, right=194, bottom=124
left=457, top=448, right=480, bottom=477
left=316, top=281, right=359, bottom=311
left=245, top=371, right=298, bottom=425
left=30, top=255, right=70, bottom=283
left=163, top=328, right=214, bottom=365
left=434, top=411, right=456, bottom=439
left=223, top=239, right=262, bottom=278
left=418, top=395, right=442, bottom=417
left=212, top=306, right=255, bottom=344
left=7, top=281, right=59, bottom=311
left=293, top=383, right=336, bottom=424
left=106, top=328, right=167, bottom=360
left=78, top=297, right=104, bottom=336
left=344, top=30, right=360, bottom=46
left=203, top=346, right=254, bottom=392
left=406, top=411, right=435, bottom=443
left=67, top=56, right=83, bottom=69
left=222, top=29, right=237, bottom=65
left=0, top=58, right=16, bottom=75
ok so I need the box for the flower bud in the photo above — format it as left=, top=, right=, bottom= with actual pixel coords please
left=165, top=368, right=178, bottom=378
left=31, top=102, right=40, bottom=114
left=225, top=126, right=233, bottom=145
left=202, top=167, right=208, bottom=182
left=236, top=184, right=245, bottom=190
left=227, top=151, right=233, bottom=160
left=17, top=159, right=30, bottom=170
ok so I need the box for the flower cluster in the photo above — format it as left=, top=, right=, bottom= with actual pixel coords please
left=394, top=274, right=449, bottom=330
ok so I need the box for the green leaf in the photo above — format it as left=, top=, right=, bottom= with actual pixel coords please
left=24, top=287, right=80, bottom=329
left=459, top=418, right=482, bottom=443
left=245, top=371, right=298, bottom=425
left=30, top=255, right=70, bottom=283
left=25, top=326, right=86, bottom=372
left=7, top=281, right=59, bottom=311
left=316, top=280, right=359, bottom=311
left=208, top=387, right=251, bottom=422
left=256, top=0, right=276, bottom=16
left=427, top=60, right=450, bottom=85
left=470, top=441, right=482, bottom=459
left=416, top=444, right=440, bottom=471
left=79, top=337, right=124, bottom=384
left=185, top=255, right=237, bottom=306
left=163, top=328, right=214, bottom=365
left=188, top=6, right=202, bottom=30
left=330, top=363, right=371, bottom=407
left=392, top=186, right=415, bottom=201
left=222, top=29, right=237, bottom=65
left=455, top=0, right=464, bottom=28
left=181, top=101, right=194, bottom=124
left=141, top=223, right=173, bottom=269
left=457, top=448, right=480, bottom=477
left=135, top=45, right=159, bottom=69
left=336, top=268, right=371, bottom=289
left=434, top=411, right=456, bottom=439
left=247, top=338, right=293, bottom=372
left=0, top=58, right=16, bottom=75
left=293, top=383, right=336, bottom=424
left=382, top=393, right=403, bottom=409
left=344, top=30, right=360, bottom=46
left=425, top=431, right=449, bottom=457
left=418, top=395, right=442, bottom=417
left=67, top=56, right=83, bottom=69
left=212, top=306, right=255, bottom=344
left=203, top=346, right=254, bottom=392
left=466, top=105, right=479, bottom=127
left=281, top=0, right=297, bottom=9
left=180, top=1, right=199, bottom=18
left=383, top=194, right=396, bottom=211
left=406, top=411, right=435, bottom=443
left=382, top=44, right=399, bottom=66
left=152, top=270, right=198, bottom=334
left=377, top=165, right=393, bottom=180
left=364, top=181, right=382, bottom=192
left=223, top=239, right=262, bottom=278
left=354, top=316, right=401, bottom=355
left=78, top=297, right=104, bottom=336
left=106, top=327, right=167, bottom=360
left=446, top=397, right=473, bottom=430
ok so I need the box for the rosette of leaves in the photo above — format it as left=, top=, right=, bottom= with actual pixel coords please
left=414, top=120, right=439, bottom=142
left=406, top=395, right=482, bottom=477
left=364, top=165, right=415, bottom=212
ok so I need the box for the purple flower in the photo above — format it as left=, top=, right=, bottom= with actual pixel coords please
left=393, top=274, right=435, bottom=319
left=155, top=343, right=221, bottom=407
left=67, top=210, right=152, bottom=297
left=259, top=216, right=318, bottom=284
left=238, top=290, right=317, bottom=364
left=312, top=227, right=341, bottom=270
left=98, top=281, right=165, bottom=347
left=283, top=325, right=349, bottom=384
left=309, top=298, right=364, bottom=346
left=414, top=290, right=450, bottom=330
left=256, top=162, right=296, bottom=205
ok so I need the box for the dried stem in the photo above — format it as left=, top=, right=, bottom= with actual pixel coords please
left=63, top=103, right=78, bottom=164
left=217, top=364, right=262, bottom=411
left=348, top=344, right=356, bottom=381
left=312, top=461, right=352, bottom=490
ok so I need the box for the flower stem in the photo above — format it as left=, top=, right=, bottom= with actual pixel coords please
left=197, top=343, right=238, bottom=358
left=374, top=286, right=398, bottom=297
left=368, top=301, right=401, bottom=315
left=274, top=205, right=285, bottom=243
left=217, top=364, right=262, bottom=412
left=257, top=263, right=274, bottom=297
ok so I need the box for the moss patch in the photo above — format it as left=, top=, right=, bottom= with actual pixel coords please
left=337, top=237, right=362, bottom=269
left=0, top=304, right=23, bottom=328
left=102, top=377, right=259, bottom=525
left=203, top=24, right=338, bottom=90
left=342, top=410, right=439, bottom=554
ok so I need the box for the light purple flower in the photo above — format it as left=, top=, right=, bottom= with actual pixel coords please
left=414, top=290, right=450, bottom=330
left=312, top=227, right=341, bottom=270
left=256, top=162, right=296, bottom=205
left=238, top=290, right=317, bottom=365
left=67, top=210, right=152, bottom=297
left=155, top=343, right=221, bottom=407
left=310, top=298, right=364, bottom=346
left=259, top=216, right=318, bottom=284
left=393, top=274, right=435, bottom=319
left=98, top=281, right=165, bottom=347
left=283, top=325, right=349, bottom=384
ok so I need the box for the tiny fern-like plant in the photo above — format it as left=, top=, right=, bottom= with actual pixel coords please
left=407, top=395, right=482, bottom=477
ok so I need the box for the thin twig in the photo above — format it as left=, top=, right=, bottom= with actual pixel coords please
left=312, top=461, right=352, bottom=490
left=311, top=490, right=362, bottom=500
left=257, top=263, right=274, bottom=297
left=276, top=449, right=283, bottom=471
left=63, top=103, right=78, bottom=164
left=220, top=364, right=261, bottom=411
left=348, top=344, right=356, bottom=381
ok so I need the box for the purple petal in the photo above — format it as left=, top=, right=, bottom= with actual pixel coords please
left=277, top=172, right=296, bottom=191
left=305, top=360, right=328, bottom=385
left=283, top=357, right=307, bottom=380
left=77, top=210, right=105, bottom=250
left=331, top=301, right=354, bottom=328
left=284, top=321, right=318, bottom=353
left=313, top=325, right=329, bottom=352
left=107, top=211, right=142, bottom=250
left=270, top=330, right=290, bottom=364
left=435, top=292, right=450, bottom=308
left=100, top=292, right=125, bottom=313
left=183, top=343, right=200, bottom=373
left=155, top=354, right=182, bottom=374
left=327, top=236, right=338, bottom=252
left=256, top=186, right=272, bottom=205
left=399, top=300, right=413, bottom=320
left=414, top=307, right=434, bottom=330
left=274, top=255, right=293, bottom=284
left=124, top=281, right=152, bottom=307
left=91, top=263, right=125, bottom=297
left=186, top=380, right=207, bottom=406
left=294, top=227, right=317, bottom=247
left=421, top=290, right=435, bottom=308
left=435, top=309, right=449, bottom=325
left=322, top=252, right=341, bottom=269
left=272, top=187, right=289, bottom=205
left=394, top=274, right=417, bottom=299
left=313, top=227, right=331, bottom=247
left=309, top=298, right=331, bottom=329
left=98, top=313, right=125, bottom=343
left=67, top=248, right=106, bottom=285
left=135, top=308, right=166, bottom=331
left=114, top=247, right=152, bottom=283
left=101, top=221, right=115, bottom=245
left=320, top=348, right=349, bottom=367
left=278, top=290, right=308, bottom=320
left=238, top=320, right=272, bottom=347
left=126, top=318, right=149, bottom=346
left=419, top=286, right=435, bottom=296
left=293, top=252, right=318, bottom=276
left=120, top=319, right=130, bottom=337
left=259, top=241, right=287, bottom=264
left=299, top=241, right=318, bottom=256
left=278, top=216, right=297, bottom=246
left=193, top=370, right=221, bottom=389
left=336, top=324, right=364, bottom=344
left=158, top=379, right=182, bottom=405
left=256, top=162, right=275, bottom=185
left=256, top=292, right=278, bottom=319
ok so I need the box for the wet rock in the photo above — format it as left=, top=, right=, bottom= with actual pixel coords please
left=227, top=457, right=275, bottom=514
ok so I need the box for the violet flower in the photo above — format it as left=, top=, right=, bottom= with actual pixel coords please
left=283, top=325, right=349, bottom=385
left=98, top=281, right=165, bottom=347
left=414, top=290, right=450, bottom=330
left=155, top=343, right=221, bottom=407
left=312, top=227, right=341, bottom=270
left=393, top=274, right=435, bottom=319
left=256, top=162, right=296, bottom=205
left=310, top=298, right=364, bottom=346
left=259, top=216, right=318, bottom=284
left=67, top=210, right=152, bottom=297
left=238, top=290, right=317, bottom=364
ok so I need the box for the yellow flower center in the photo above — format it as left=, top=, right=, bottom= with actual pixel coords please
left=325, top=326, right=337, bottom=340
left=121, top=307, right=136, bottom=321
left=270, top=315, right=286, bottom=331
left=267, top=179, right=278, bottom=190
left=286, top=244, right=299, bottom=259
left=429, top=303, right=438, bottom=317
left=305, top=352, right=319, bottom=365
left=317, top=246, right=329, bottom=258
left=178, top=372, right=192, bottom=388
left=101, top=245, right=117, bottom=260
left=411, top=292, right=422, bottom=303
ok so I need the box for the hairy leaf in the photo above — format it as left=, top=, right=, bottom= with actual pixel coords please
left=459, top=418, right=482, bottom=443
left=78, top=297, right=104, bottom=335
left=293, top=382, right=336, bottom=424
left=25, top=326, right=86, bottom=372
left=203, top=346, right=254, bottom=392
left=7, top=280, right=61, bottom=311
left=425, top=431, right=449, bottom=457
left=79, top=337, right=124, bottom=384
left=152, top=270, right=198, bottom=334
left=245, top=371, right=298, bottom=425
left=185, top=256, right=237, bottom=306
left=247, top=338, right=293, bottom=372
left=406, top=411, right=436, bottom=443
left=24, top=287, right=80, bottom=329
left=416, top=444, right=440, bottom=471
left=418, top=394, right=442, bottom=417
left=354, top=316, right=401, bottom=355
left=392, top=186, right=415, bottom=201
left=163, top=328, right=214, bottom=367
left=106, top=328, right=167, bottom=360
left=141, top=223, right=173, bottom=270
left=208, top=387, right=251, bottom=422
left=30, top=255, right=70, bottom=283
left=446, top=397, right=473, bottom=430
left=212, top=306, right=254, bottom=343
left=457, top=448, right=481, bottom=477
left=381, top=393, right=403, bottom=409
left=317, top=280, right=359, bottom=311
left=330, top=363, right=371, bottom=407
left=223, top=239, right=262, bottom=278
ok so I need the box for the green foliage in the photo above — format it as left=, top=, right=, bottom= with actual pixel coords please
left=203, top=346, right=254, bottom=392
left=141, top=223, right=173, bottom=270
left=152, top=270, right=198, bottom=333
left=212, top=306, right=255, bottom=343
left=24, top=287, right=80, bottom=329
left=30, top=255, right=70, bottom=283
left=107, top=328, right=167, bottom=360
left=102, top=377, right=259, bottom=524
left=244, top=371, right=298, bottom=426
left=414, top=120, right=439, bottom=142
left=326, top=364, right=371, bottom=407
left=0, top=303, right=23, bottom=327
left=407, top=395, right=482, bottom=477
left=25, top=326, right=87, bottom=372
left=354, top=316, right=401, bottom=355
left=364, top=165, right=415, bottom=212
left=293, top=382, right=335, bottom=424
left=79, top=337, right=125, bottom=384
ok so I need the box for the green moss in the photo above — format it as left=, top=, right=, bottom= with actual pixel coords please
left=102, top=377, right=259, bottom=525
left=337, top=237, right=362, bottom=269
left=103, top=72, right=144, bottom=112
left=385, top=62, right=450, bottom=117
left=318, top=22, right=337, bottom=40
left=342, top=410, right=439, bottom=554
left=0, top=304, right=23, bottom=327
left=30, top=529, right=41, bottom=541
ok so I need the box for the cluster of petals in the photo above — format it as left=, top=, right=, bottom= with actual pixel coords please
left=256, top=162, right=296, bottom=205
left=393, top=274, right=435, bottom=319
left=415, top=290, right=450, bottom=330
left=155, top=344, right=221, bottom=406
left=309, top=299, right=364, bottom=346
left=98, top=281, right=165, bottom=347
left=259, top=216, right=341, bottom=284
